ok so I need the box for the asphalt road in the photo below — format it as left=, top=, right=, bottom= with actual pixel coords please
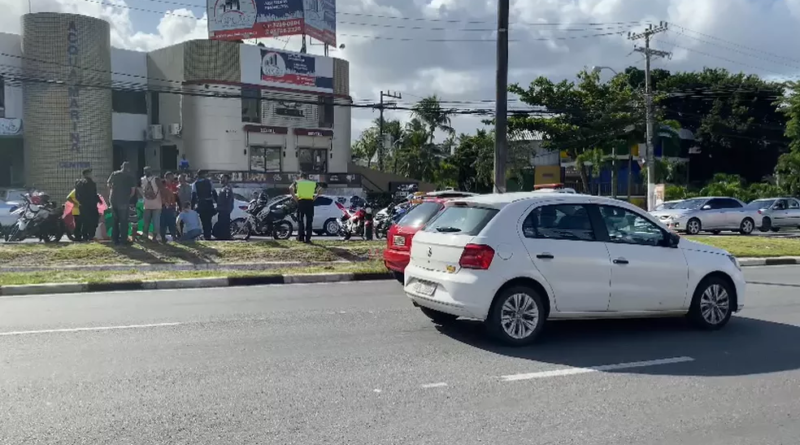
left=2, top=267, right=800, bottom=444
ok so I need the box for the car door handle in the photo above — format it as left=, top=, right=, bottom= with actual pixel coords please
left=612, top=258, right=629, bottom=265
left=536, top=253, right=554, bottom=259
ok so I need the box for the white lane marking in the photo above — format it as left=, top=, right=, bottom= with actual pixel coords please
left=501, top=356, right=695, bottom=382
left=0, top=322, right=183, bottom=337
left=373, top=389, right=382, bottom=393
left=421, top=382, right=448, bottom=389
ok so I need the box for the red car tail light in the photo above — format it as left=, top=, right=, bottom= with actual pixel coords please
left=459, top=244, right=495, bottom=270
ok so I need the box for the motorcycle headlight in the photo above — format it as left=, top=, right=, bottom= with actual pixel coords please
left=25, top=211, right=35, bottom=219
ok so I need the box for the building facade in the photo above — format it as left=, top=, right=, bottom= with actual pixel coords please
left=0, top=12, right=353, bottom=199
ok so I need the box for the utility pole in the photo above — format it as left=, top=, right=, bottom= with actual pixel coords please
left=629, top=22, right=670, bottom=211
left=493, top=0, right=509, bottom=193
left=378, top=90, right=402, bottom=172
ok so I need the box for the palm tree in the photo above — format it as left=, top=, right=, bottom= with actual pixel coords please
left=412, top=95, right=455, bottom=145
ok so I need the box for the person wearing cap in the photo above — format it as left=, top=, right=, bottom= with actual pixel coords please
left=75, top=167, right=99, bottom=241
left=289, top=172, right=321, bottom=243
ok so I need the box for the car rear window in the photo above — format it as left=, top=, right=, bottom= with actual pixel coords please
left=423, top=205, right=499, bottom=236
left=397, top=202, right=443, bottom=229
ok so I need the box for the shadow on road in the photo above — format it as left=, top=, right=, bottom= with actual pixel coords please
left=436, top=316, right=800, bottom=377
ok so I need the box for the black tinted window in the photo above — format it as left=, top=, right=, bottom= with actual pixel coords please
left=397, top=202, right=442, bottom=229
left=314, top=197, right=333, bottom=206
left=719, top=199, right=742, bottom=208
left=522, top=204, right=595, bottom=241
left=112, top=90, right=147, bottom=114
left=423, top=205, right=499, bottom=236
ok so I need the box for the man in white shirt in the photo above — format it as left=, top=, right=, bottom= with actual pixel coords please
left=140, top=166, right=163, bottom=242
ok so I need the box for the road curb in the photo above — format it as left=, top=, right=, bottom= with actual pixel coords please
left=0, top=272, right=394, bottom=296
left=739, top=257, right=800, bottom=267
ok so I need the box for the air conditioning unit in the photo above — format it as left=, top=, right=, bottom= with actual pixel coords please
left=168, top=123, right=182, bottom=136
left=148, top=124, right=164, bottom=141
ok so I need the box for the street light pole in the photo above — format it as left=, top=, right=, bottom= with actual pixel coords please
left=493, top=0, right=509, bottom=194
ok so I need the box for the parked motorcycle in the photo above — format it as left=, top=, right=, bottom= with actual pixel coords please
left=241, top=193, right=295, bottom=241
left=375, top=201, right=414, bottom=239
left=337, top=200, right=375, bottom=240
left=5, top=192, right=66, bottom=243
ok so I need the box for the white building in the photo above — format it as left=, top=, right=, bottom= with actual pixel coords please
left=0, top=13, right=355, bottom=198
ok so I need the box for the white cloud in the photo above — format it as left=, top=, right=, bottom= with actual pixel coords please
left=4, top=0, right=800, bottom=142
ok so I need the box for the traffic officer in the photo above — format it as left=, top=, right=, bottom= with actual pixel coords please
left=290, top=172, right=321, bottom=243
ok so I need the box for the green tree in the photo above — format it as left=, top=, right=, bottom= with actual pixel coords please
left=776, top=81, right=800, bottom=195
left=412, top=95, right=455, bottom=144
left=509, top=69, right=640, bottom=193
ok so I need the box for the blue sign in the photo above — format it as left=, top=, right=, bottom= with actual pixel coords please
left=260, top=48, right=334, bottom=91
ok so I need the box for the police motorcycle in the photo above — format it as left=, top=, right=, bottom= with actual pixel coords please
left=5, top=192, right=66, bottom=243
left=241, top=192, right=295, bottom=241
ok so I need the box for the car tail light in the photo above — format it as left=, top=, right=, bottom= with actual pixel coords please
left=459, top=244, right=495, bottom=270
left=757, top=209, right=763, bottom=214
left=239, top=205, right=248, bottom=210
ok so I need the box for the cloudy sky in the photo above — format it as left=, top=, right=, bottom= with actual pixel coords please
left=4, top=0, right=800, bottom=141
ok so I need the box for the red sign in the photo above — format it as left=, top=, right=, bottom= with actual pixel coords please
left=294, top=128, right=333, bottom=137
left=243, top=125, right=288, bottom=134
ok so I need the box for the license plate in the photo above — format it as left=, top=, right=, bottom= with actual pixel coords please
left=415, top=280, right=436, bottom=296
left=393, top=235, right=405, bottom=246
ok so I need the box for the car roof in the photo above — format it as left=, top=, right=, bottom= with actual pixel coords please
left=446, top=191, right=628, bottom=209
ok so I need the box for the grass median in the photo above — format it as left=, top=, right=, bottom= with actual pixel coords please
left=0, top=260, right=388, bottom=286
left=0, top=239, right=386, bottom=267
left=685, top=235, right=800, bottom=258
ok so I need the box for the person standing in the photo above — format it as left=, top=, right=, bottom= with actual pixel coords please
left=214, top=174, right=234, bottom=240
left=107, top=161, right=137, bottom=246
left=75, top=168, right=99, bottom=241
left=140, top=167, right=162, bottom=242
left=176, top=173, right=193, bottom=210
left=179, top=154, right=190, bottom=172
left=289, top=172, right=320, bottom=243
left=160, top=172, right=179, bottom=243
left=67, top=180, right=83, bottom=241
left=192, top=170, right=217, bottom=240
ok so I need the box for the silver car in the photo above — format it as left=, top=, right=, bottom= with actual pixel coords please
left=649, top=196, right=759, bottom=235
left=746, top=197, right=800, bottom=232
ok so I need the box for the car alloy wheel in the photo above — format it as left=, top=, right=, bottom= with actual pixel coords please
left=500, top=293, right=540, bottom=340
left=324, top=218, right=340, bottom=236
left=687, top=218, right=701, bottom=235
left=739, top=218, right=754, bottom=235
left=700, top=283, right=730, bottom=326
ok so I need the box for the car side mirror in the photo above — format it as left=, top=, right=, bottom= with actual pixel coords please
left=663, top=232, right=680, bottom=248
left=701, top=205, right=711, bottom=210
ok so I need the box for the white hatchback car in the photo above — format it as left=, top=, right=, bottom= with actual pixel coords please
left=404, top=193, right=746, bottom=346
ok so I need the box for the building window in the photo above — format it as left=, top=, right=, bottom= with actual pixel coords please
left=318, top=96, right=334, bottom=128
left=150, top=92, right=159, bottom=124
left=0, top=76, right=5, bottom=118
left=250, top=146, right=281, bottom=172
left=242, top=88, right=261, bottom=123
left=298, top=148, right=328, bottom=174
left=112, top=90, right=147, bottom=114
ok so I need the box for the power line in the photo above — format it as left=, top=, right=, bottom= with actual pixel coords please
left=670, top=23, right=800, bottom=66
left=667, top=30, right=800, bottom=72
left=654, top=39, right=798, bottom=78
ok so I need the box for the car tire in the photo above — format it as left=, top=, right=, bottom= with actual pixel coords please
left=323, top=218, right=340, bottom=236
left=760, top=217, right=772, bottom=232
left=739, top=218, right=755, bottom=235
left=688, top=276, right=734, bottom=330
left=711, top=230, right=721, bottom=235
left=770, top=227, right=780, bottom=233
left=419, top=306, right=458, bottom=325
left=486, top=285, right=547, bottom=346
left=686, top=218, right=702, bottom=235
left=393, top=271, right=404, bottom=284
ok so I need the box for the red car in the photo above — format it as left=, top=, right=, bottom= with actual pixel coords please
left=383, top=198, right=451, bottom=283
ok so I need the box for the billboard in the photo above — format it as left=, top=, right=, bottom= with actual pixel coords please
left=303, top=0, right=336, bottom=46
left=241, top=44, right=333, bottom=93
left=208, top=0, right=336, bottom=45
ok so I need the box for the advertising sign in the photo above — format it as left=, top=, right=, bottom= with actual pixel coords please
left=241, top=44, right=334, bottom=93
left=208, top=0, right=336, bottom=44
left=208, top=0, right=304, bottom=40
left=303, top=0, right=336, bottom=46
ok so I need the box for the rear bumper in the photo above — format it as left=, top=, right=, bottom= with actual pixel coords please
left=383, top=249, right=410, bottom=273
left=403, top=264, right=494, bottom=320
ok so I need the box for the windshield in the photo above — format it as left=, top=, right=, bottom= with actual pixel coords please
left=397, top=202, right=443, bottom=229
left=672, top=198, right=707, bottom=210
left=423, top=205, right=499, bottom=236
left=656, top=201, right=680, bottom=210
left=746, top=199, right=776, bottom=209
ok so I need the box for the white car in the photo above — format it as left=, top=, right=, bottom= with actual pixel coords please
left=404, top=192, right=745, bottom=346
left=212, top=196, right=250, bottom=230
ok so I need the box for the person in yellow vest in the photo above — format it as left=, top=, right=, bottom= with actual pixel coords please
left=66, top=180, right=83, bottom=241
left=289, top=172, right=321, bottom=243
